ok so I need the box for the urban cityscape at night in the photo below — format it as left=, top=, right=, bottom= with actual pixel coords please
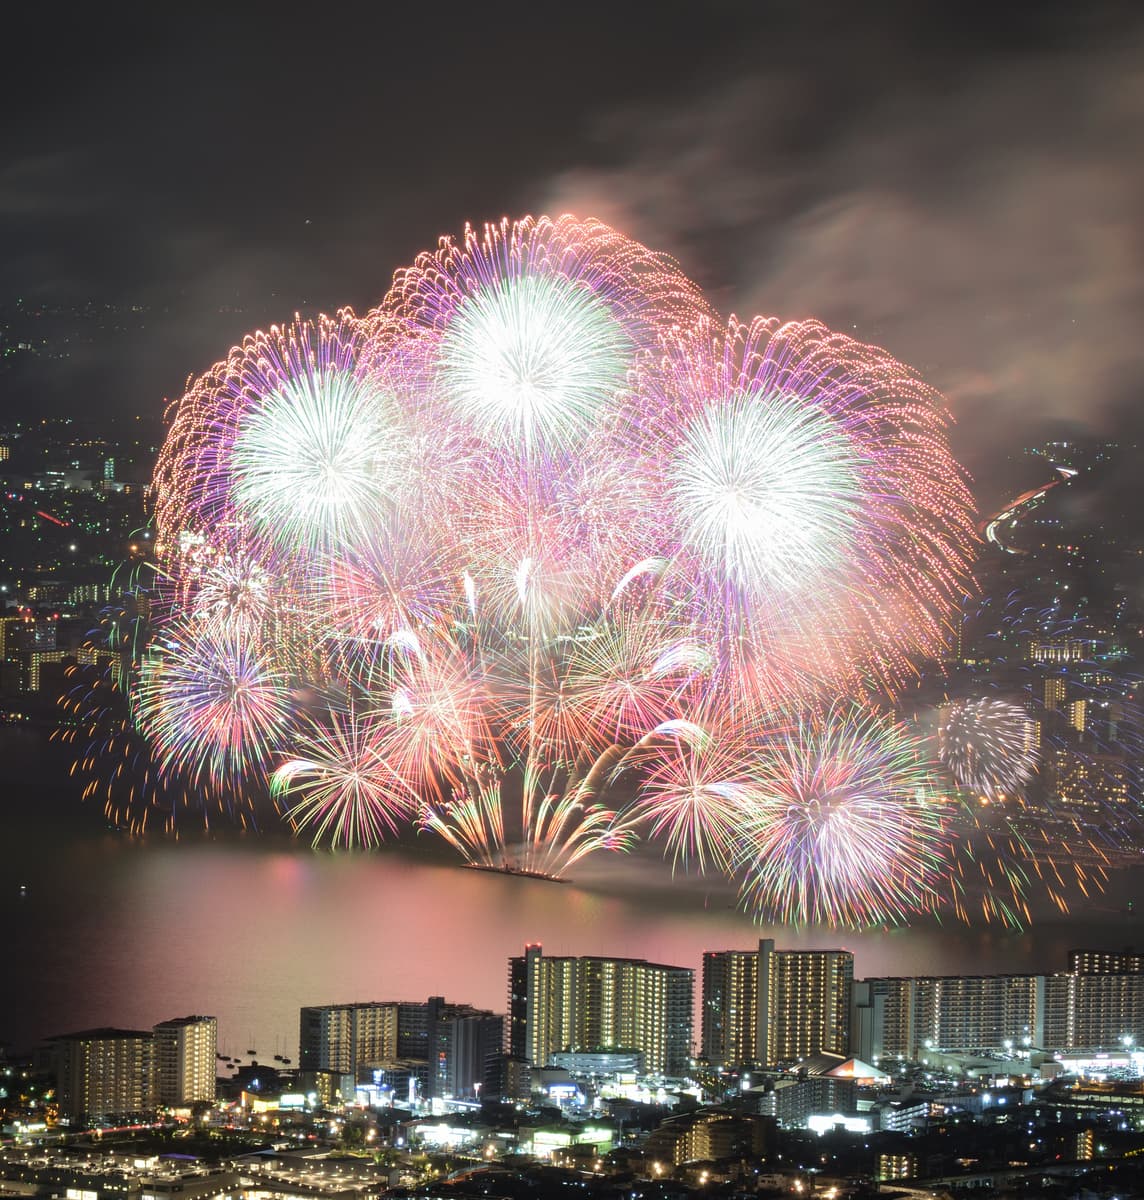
left=3, top=4, right=1144, bottom=1197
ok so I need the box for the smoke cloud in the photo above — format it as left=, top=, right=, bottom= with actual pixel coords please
left=544, top=12, right=1144, bottom=485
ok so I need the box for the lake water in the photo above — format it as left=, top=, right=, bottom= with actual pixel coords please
left=2, top=726, right=1142, bottom=1059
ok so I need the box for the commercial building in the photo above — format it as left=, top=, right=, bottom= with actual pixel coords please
left=1029, top=639, right=1092, bottom=665
left=299, top=997, right=501, bottom=1100
left=702, top=940, right=852, bottom=1067
left=550, top=1049, right=645, bottom=1075
left=509, top=944, right=693, bottom=1075
left=424, top=996, right=503, bottom=1100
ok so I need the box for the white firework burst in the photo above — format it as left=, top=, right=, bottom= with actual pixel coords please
left=438, top=272, right=631, bottom=454
left=669, top=390, right=864, bottom=601
left=232, top=368, right=399, bottom=554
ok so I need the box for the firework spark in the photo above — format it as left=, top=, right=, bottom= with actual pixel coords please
left=439, top=271, right=631, bottom=454
left=669, top=389, right=864, bottom=602
left=134, top=620, right=293, bottom=787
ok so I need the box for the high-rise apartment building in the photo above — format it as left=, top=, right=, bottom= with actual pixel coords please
left=507, top=953, right=529, bottom=1059
left=914, top=974, right=1044, bottom=1054
left=703, top=940, right=852, bottom=1067
left=509, top=944, right=693, bottom=1075
left=757, top=940, right=853, bottom=1065
left=1046, top=748, right=1131, bottom=812
left=1069, top=948, right=1144, bottom=974
left=299, top=1002, right=401, bottom=1073
left=853, top=974, right=1045, bottom=1059
left=701, top=949, right=759, bottom=1066
left=854, top=968, right=1143, bottom=1059
left=851, top=978, right=913, bottom=1062
left=425, top=997, right=503, bottom=1100
left=54, top=1017, right=221, bottom=1125
left=1043, top=677, right=1068, bottom=710
left=154, top=1015, right=217, bottom=1106
left=54, top=1028, right=157, bottom=1125
left=1043, top=972, right=1144, bottom=1051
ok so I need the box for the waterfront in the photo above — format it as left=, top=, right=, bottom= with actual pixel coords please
left=3, top=736, right=1142, bottom=1060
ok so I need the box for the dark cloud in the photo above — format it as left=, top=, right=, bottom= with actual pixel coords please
left=542, top=8, right=1144, bottom=486
left=2, top=2, right=1140, bottom=494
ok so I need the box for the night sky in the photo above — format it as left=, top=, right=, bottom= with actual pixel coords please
left=3, top=1, right=1142, bottom=489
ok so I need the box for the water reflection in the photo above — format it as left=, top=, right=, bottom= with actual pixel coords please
left=3, top=816, right=1141, bottom=1058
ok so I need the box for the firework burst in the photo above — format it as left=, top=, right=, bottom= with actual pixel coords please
left=231, top=366, right=401, bottom=557
left=134, top=620, right=293, bottom=787
left=74, top=213, right=986, bottom=923
left=438, top=271, right=632, bottom=454
left=938, top=697, right=1039, bottom=798
left=272, top=706, right=417, bottom=849
left=734, top=709, right=954, bottom=927
left=614, top=717, right=755, bottom=873
left=636, top=315, right=977, bottom=696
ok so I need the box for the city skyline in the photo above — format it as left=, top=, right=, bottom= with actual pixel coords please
left=4, top=10, right=1144, bottom=1190
left=34, top=935, right=1144, bottom=1075
left=4, top=0, right=1144, bottom=1102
